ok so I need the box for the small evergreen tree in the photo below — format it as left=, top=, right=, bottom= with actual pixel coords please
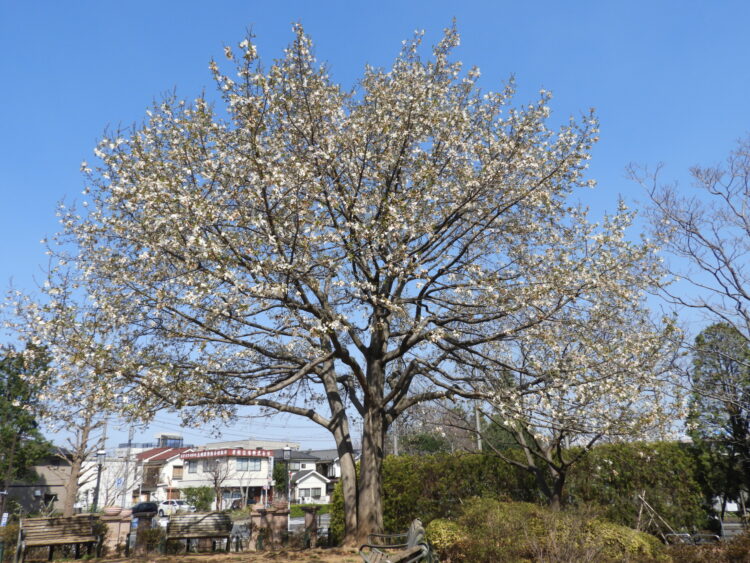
left=0, top=346, right=51, bottom=515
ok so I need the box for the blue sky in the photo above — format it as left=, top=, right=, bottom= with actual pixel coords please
left=2, top=0, right=749, bottom=449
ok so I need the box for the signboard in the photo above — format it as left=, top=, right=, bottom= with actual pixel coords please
left=181, top=448, right=273, bottom=460
left=115, top=478, right=124, bottom=487
left=1, top=513, right=8, bottom=528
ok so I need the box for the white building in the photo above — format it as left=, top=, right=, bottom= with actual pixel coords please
left=80, top=435, right=304, bottom=509
left=290, top=470, right=332, bottom=504
left=180, top=447, right=275, bottom=509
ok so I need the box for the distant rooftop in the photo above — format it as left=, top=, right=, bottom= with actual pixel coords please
left=118, top=441, right=194, bottom=449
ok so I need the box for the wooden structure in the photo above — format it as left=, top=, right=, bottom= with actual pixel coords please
left=359, top=519, right=433, bottom=563
left=14, top=515, right=103, bottom=563
left=161, top=512, right=233, bottom=553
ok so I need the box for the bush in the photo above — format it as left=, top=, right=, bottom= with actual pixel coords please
left=568, top=442, right=706, bottom=531
left=424, top=519, right=467, bottom=562
left=138, top=527, right=165, bottom=552
left=381, top=452, right=536, bottom=532
left=666, top=531, right=750, bottom=562
left=181, top=486, right=214, bottom=512
left=329, top=481, right=344, bottom=545
left=1, top=523, right=19, bottom=562
left=290, top=504, right=331, bottom=518
left=426, top=498, right=669, bottom=563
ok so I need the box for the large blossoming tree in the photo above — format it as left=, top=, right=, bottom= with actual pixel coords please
left=15, top=25, right=670, bottom=541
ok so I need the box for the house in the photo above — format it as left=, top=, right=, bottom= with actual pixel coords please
left=290, top=469, right=331, bottom=504
left=179, top=447, right=275, bottom=509
left=132, top=447, right=190, bottom=503
left=293, top=448, right=360, bottom=495
left=6, top=451, right=72, bottom=514
left=272, top=449, right=320, bottom=472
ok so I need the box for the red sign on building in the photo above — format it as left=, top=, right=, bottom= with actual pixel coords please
left=181, top=448, right=273, bottom=460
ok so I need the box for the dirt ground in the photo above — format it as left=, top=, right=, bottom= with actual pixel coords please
left=105, top=548, right=361, bottom=563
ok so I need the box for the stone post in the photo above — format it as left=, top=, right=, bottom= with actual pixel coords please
left=301, top=505, right=320, bottom=548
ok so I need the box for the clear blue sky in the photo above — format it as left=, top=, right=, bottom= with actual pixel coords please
left=2, top=0, right=749, bottom=448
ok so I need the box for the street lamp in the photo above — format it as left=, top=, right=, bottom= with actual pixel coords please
left=91, top=450, right=106, bottom=512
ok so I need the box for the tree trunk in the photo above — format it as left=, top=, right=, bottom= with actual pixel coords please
left=548, top=470, right=566, bottom=511
left=357, top=402, right=386, bottom=543
left=0, top=432, right=18, bottom=517
left=321, top=363, right=360, bottom=545
left=336, top=446, right=360, bottom=545
left=63, top=456, right=85, bottom=517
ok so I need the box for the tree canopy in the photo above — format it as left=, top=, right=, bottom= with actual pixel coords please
left=689, top=322, right=750, bottom=507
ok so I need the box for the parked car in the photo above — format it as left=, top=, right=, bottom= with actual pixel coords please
left=157, top=499, right=196, bottom=516
left=131, top=502, right=158, bottom=515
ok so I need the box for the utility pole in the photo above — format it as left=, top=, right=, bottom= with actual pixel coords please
left=475, top=404, right=482, bottom=452
left=120, top=426, right=134, bottom=507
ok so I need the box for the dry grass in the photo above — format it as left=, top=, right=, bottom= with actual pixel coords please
left=104, top=548, right=360, bottom=563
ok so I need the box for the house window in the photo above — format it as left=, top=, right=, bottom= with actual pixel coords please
left=289, top=462, right=300, bottom=470
left=203, top=459, right=218, bottom=473
left=187, top=460, right=197, bottom=474
left=311, top=488, right=322, bottom=499
left=299, top=488, right=310, bottom=497
left=172, top=466, right=183, bottom=480
left=237, top=458, right=261, bottom=471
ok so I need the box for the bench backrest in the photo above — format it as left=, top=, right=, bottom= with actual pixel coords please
left=167, top=512, right=232, bottom=537
left=22, top=516, right=98, bottom=542
left=405, top=519, right=425, bottom=548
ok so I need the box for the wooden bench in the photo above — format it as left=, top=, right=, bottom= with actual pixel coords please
left=161, top=512, right=233, bottom=553
left=14, top=515, right=103, bottom=563
left=359, top=519, right=434, bottom=563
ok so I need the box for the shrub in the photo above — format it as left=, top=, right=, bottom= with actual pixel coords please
left=568, top=442, right=706, bottom=531
left=424, top=519, right=467, bottom=562
left=290, top=504, right=331, bottom=518
left=138, top=527, right=165, bottom=552
left=1, top=523, right=19, bottom=562
left=181, top=486, right=214, bottom=512
left=381, top=452, right=535, bottom=532
left=426, top=498, right=669, bottom=563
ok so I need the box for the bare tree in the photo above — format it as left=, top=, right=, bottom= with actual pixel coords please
left=638, top=136, right=750, bottom=343
left=203, top=458, right=231, bottom=511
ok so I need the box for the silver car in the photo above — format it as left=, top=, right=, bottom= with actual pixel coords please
left=157, top=499, right=196, bottom=516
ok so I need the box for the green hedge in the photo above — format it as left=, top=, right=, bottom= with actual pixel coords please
left=330, top=441, right=708, bottom=539
left=381, top=451, right=536, bottom=532
left=567, top=442, right=707, bottom=531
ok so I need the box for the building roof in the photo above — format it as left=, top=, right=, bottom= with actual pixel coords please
left=135, top=447, right=190, bottom=462
left=272, top=449, right=320, bottom=462
left=291, top=469, right=331, bottom=485
left=306, top=449, right=339, bottom=461
left=203, top=439, right=300, bottom=450
left=303, top=448, right=361, bottom=462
